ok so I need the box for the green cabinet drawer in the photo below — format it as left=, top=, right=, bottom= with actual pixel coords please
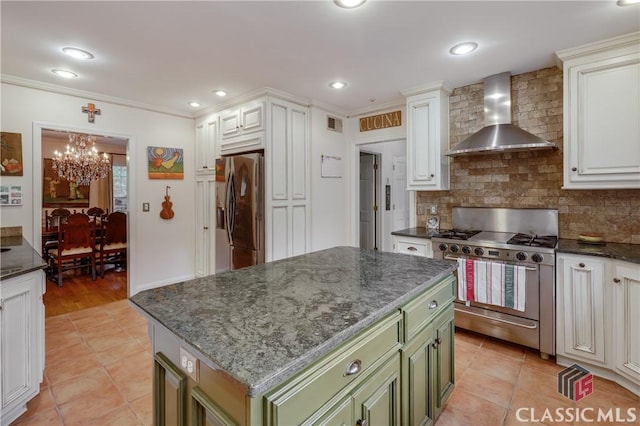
left=265, top=312, right=402, bottom=426
left=403, top=275, right=455, bottom=342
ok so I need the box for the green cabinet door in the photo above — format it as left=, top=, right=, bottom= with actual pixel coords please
left=154, top=352, right=187, bottom=426
left=352, top=355, right=401, bottom=426
left=432, top=306, right=455, bottom=419
left=402, top=324, right=435, bottom=426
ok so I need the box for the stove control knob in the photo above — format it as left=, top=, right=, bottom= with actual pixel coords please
left=462, top=246, right=472, bottom=255
left=450, top=244, right=460, bottom=253
left=516, top=252, right=528, bottom=261
left=474, top=247, right=484, bottom=256
left=532, top=253, right=544, bottom=263
left=438, top=243, right=448, bottom=252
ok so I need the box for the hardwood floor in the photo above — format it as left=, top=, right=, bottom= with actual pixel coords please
left=44, top=265, right=127, bottom=318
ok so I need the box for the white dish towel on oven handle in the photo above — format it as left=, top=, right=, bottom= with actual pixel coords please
left=456, top=257, right=527, bottom=312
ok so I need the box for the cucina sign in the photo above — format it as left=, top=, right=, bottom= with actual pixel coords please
left=359, top=110, right=402, bottom=132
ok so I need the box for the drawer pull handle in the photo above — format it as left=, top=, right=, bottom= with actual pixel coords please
left=432, top=337, right=443, bottom=349
left=407, top=246, right=418, bottom=252
left=613, top=278, right=621, bottom=283
left=429, top=300, right=438, bottom=309
left=344, top=359, right=362, bottom=377
left=579, top=263, right=585, bottom=268
left=356, top=419, right=367, bottom=426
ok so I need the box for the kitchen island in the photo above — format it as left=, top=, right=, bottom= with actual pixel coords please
left=130, top=246, right=458, bottom=425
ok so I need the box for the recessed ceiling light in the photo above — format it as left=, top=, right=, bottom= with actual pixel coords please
left=329, top=81, right=347, bottom=89
left=617, top=0, right=640, bottom=5
left=334, top=0, right=366, bottom=8
left=449, top=42, right=479, bottom=56
left=188, top=101, right=201, bottom=108
left=62, top=47, right=94, bottom=60
left=215, top=90, right=227, bottom=97
left=51, top=69, right=78, bottom=79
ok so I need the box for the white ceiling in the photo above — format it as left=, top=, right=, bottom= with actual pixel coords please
left=2, top=1, right=639, bottom=117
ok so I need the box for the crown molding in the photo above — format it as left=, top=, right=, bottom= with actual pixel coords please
left=1, top=74, right=194, bottom=119
left=400, top=80, right=452, bottom=98
left=346, top=98, right=405, bottom=118
left=195, top=87, right=312, bottom=119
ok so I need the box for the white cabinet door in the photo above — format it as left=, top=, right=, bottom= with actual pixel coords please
left=405, top=85, right=450, bottom=191
left=612, top=261, right=640, bottom=384
left=195, top=116, right=218, bottom=174
left=195, top=176, right=216, bottom=277
left=1, top=270, right=45, bottom=425
left=558, top=33, right=640, bottom=189
left=266, top=99, right=310, bottom=262
left=219, top=102, right=265, bottom=155
left=556, top=254, right=609, bottom=366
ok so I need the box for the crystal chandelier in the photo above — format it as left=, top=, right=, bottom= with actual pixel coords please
left=52, top=133, right=111, bottom=186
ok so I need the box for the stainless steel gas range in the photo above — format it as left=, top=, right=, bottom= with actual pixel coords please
left=432, top=207, right=558, bottom=358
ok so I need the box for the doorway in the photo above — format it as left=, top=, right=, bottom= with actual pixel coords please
left=34, top=124, right=133, bottom=314
left=359, top=152, right=380, bottom=250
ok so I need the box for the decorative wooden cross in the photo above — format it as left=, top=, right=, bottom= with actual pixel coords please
left=82, top=103, right=101, bottom=123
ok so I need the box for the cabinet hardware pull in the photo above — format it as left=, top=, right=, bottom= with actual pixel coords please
left=204, top=227, right=209, bottom=230
left=429, top=300, right=438, bottom=309
left=356, top=419, right=367, bottom=426
left=407, top=246, right=418, bottom=251
left=572, top=167, right=577, bottom=172
left=343, top=359, right=362, bottom=377
left=579, top=263, right=585, bottom=268
left=436, top=337, right=442, bottom=345
left=202, top=166, right=208, bottom=168
left=430, top=174, right=435, bottom=178
left=613, top=278, right=621, bottom=283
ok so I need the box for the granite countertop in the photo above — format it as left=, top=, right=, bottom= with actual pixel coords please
left=557, top=239, right=640, bottom=265
left=0, top=237, right=47, bottom=280
left=391, top=227, right=437, bottom=239
left=130, top=246, right=457, bottom=397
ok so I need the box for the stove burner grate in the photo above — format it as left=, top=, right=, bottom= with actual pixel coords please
left=433, top=229, right=481, bottom=241
left=507, top=233, right=558, bottom=249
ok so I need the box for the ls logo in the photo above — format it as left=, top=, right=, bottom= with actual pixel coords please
left=558, top=364, right=593, bottom=401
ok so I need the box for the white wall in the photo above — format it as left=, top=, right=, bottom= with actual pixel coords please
left=0, top=83, right=195, bottom=295
left=310, top=107, right=351, bottom=251
left=346, top=104, right=407, bottom=249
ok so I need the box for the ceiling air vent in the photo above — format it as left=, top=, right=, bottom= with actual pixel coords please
left=327, top=115, right=343, bottom=133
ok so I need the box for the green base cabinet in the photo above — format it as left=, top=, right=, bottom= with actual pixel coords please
left=148, top=274, right=456, bottom=426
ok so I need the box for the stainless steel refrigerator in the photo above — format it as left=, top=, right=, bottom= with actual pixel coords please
left=215, top=152, right=264, bottom=271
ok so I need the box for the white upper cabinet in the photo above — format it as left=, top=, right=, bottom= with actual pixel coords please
left=556, top=32, right=640, bottom=189
left=403, top=82, right=451, bottom=191
left=219, top=101, right=265, bottom=155
left=195, top=115, right=218, bottom=174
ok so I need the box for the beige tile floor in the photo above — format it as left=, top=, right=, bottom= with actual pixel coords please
left=12, top=300, right=640, bottom=425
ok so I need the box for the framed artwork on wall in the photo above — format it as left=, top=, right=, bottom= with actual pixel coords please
left=42, top=158, right=90, bottom=208
left=1, top=132, right=24, bottom=176
left=147, top=146, right=184, bottom=179
left=0, top=184, right=22, bottom=205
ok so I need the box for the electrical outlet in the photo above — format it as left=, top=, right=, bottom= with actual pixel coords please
left=179, top=347, right=199, bottom=382
left=142, top=202, right=150, bottom=212
left=430, top=205, right=438, bottom=215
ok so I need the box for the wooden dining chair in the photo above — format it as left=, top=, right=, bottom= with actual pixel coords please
left=45, top=208, right=71, bottom=231
left=97, top=211, right=127, bottom=278
left=48, top=213, right=96, bottom=287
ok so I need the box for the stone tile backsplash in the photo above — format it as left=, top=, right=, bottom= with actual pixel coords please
left=416, top=67, right=640, bottom=244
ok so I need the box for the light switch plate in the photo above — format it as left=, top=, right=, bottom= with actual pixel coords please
left=142, top=202, right=150, bottom=212
left=430, top=205, right=438, bottom=214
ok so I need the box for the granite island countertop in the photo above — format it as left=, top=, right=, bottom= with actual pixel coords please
left=130, top=246, right=457, bottom=397
left=557, top=239, right=640, bottom=265
left=0, top=237, right=47, bottom=280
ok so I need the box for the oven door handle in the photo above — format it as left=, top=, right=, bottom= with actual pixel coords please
left=454, top=307, right=538, bottom=329
left=444, top=255, right=537, bottom=271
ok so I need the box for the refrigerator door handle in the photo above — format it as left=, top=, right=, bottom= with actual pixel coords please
left=225, top=172, right=235, bottom=244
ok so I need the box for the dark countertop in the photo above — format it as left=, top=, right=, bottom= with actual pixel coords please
left=557, top=239, right=640, bottom=265
left=130, top=246, right=457, bottom=397
left=391, top=227, right=437, bottom=239
left=0, top=237, right=47, bottom=280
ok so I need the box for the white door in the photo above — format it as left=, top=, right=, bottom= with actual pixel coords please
left=360, top=153, right=376, bottom=249
left=392, top=156, right=409, bottom=232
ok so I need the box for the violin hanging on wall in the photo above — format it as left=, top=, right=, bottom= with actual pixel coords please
left=160, top=186, right=175, bottom=220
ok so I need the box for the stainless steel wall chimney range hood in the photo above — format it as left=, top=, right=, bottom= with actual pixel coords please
left=445, top=72, right=557, bottom=156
